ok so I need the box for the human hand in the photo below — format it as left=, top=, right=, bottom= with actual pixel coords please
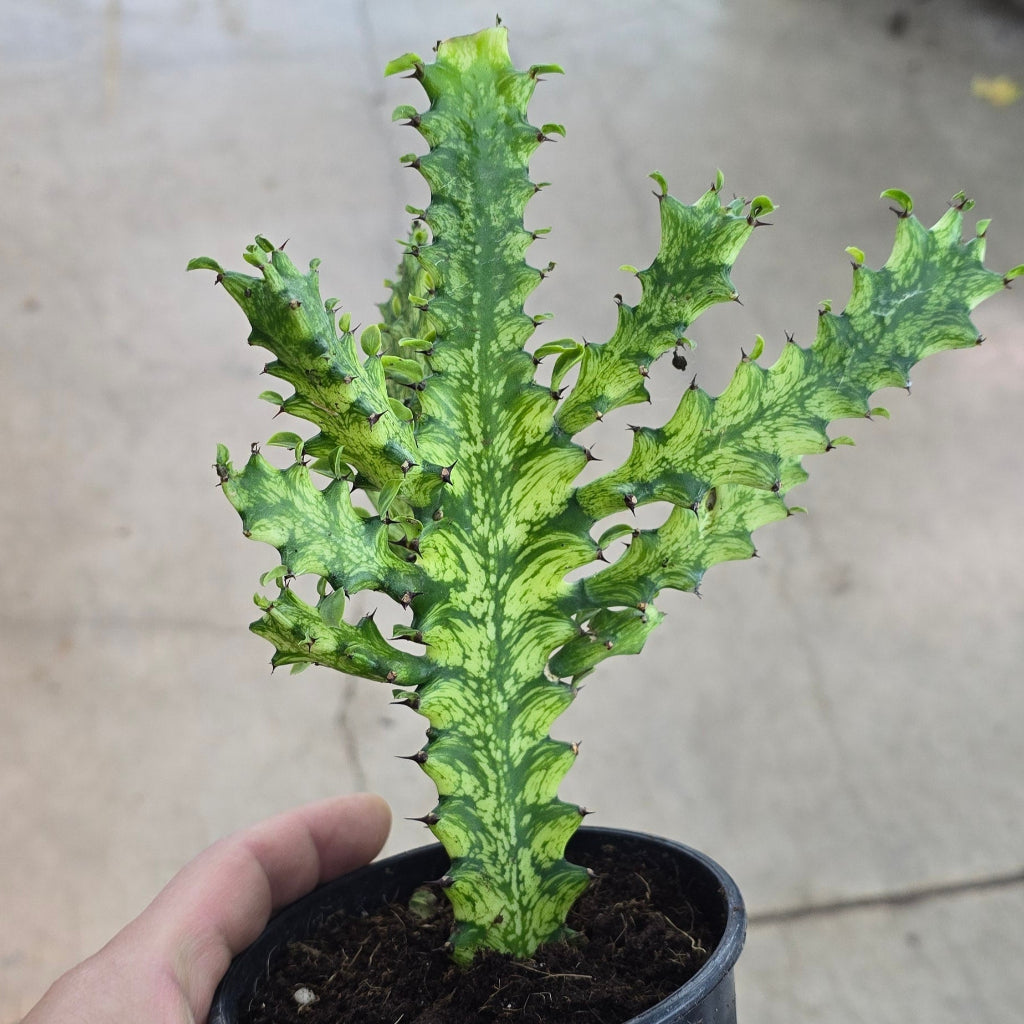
left=22, top=793, right=391, bottom=1023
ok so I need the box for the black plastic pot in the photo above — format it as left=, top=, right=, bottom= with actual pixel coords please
left=209, top=826, right=745, bottom=1024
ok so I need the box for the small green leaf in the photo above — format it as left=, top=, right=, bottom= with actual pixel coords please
left=260, top=564, right=289, bottom=587
left=290, top=661, right=311, bottom=675
left=257, top=390, right=284, bottom=406
left=830, top=435, right=856, bottom=447
left=881, top=188, right=913, bottom=216
left=845, top=246, right=866, bottom=266
left=649, top=171, right=669, bottom=196
left=597, top=523, right=635, bottom=549
left=392, top=104, right=419, bottom=122
left=749, top=335, right=765, bottom=361
left=1005, top=264, right=1024, bottom=281
left=377, top=480, right=401, bottom=515
left=187, top=256, right=224, bottom=273
left=382, top=356, right=425, bottom=384
left=529, top=63, right=565, bottom=77
left=534, top=338, right=579, bottom=360
left=619, top=264, right=640, bottom=275
left=749, top=195, right=775, bottom=218
left=266, top=431, right=303, bottom=450
left=318, top=588, right=347, bottom=627
left=361, top=324, right=382, bottom=357
left=948, top=190, right=974, bottom=212
left=399, top=336, right=432, bottom=352
left=551, top=345, right=584, bottom=390
left=324, top=297, right=340, bottom=312
left=408, top=886, right=440, bottom=920
left=541, top=122, right=566, bottom=138
left=713, top=169, right=725, bottom=192
left=216, top=443, right=230, bottom=467
left=384, top=52, right=422, bottom=77
left=975, top=218, right=991, bottom=237
left=254, top=235, right=275, bottom=253
left=389, top=398, right=414, bottom=422
left=871, top=407, right=891, bottom=419
left=309, top=258, right=321, bottom=271
left=338, top=312, right=352, bottom=333
left=242, top=250, right=265, bottom=269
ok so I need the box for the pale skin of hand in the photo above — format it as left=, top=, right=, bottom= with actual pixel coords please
left=22, top=793, right=392, bottom=1024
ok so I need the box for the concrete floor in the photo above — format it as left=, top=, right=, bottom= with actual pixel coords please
left=2, top=0, right=1022, bottom=1020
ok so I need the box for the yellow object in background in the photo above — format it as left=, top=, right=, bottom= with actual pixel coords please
left=972, top=75, right=1022, bottom=107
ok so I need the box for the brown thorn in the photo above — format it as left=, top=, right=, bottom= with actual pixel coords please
left=397, top=750, right=428, bottom=764
left=407, top=813, right=440, bottom=826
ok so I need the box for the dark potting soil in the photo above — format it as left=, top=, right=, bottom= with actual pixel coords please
left=238, top=841, right=720, bottom=1024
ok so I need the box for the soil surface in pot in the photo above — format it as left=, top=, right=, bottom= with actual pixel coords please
left=238, top=839, right=719, bottom=1024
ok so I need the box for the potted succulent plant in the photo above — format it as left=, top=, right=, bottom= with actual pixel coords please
left=189, top=24, right=1019, bottom=1024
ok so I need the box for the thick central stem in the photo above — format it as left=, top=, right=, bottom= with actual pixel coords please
left=386, top=31, right=595, bottom=959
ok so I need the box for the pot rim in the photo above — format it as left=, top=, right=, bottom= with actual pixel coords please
left=211, top=825, right=745, bottom=1024
left=573, top=827, right=745, bottom=1022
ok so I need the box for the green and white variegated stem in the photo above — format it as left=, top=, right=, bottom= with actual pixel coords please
left=189, top=27, right=1020, bottom=962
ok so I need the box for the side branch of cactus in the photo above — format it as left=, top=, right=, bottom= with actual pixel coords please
left=556, top=178, right=768, bottom=435
left=557, top=196, right=1011, bottom=684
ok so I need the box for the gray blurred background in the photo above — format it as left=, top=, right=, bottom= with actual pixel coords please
left=2, top=0, right=1022, bottom=1020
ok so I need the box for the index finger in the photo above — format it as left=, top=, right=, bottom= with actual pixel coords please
left=129, top=793, right=392, bottom=1018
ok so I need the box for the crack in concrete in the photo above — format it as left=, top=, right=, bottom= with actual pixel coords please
left=335, top=676, right=369, bottom=791
left=749, top=866, right=1024, bottom=926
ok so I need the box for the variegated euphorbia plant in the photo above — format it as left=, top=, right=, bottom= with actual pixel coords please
left=189, top=26, right=1019, bottom=963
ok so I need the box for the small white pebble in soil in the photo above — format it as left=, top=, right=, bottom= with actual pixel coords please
left=293, top=986, right=318, bottom=1006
